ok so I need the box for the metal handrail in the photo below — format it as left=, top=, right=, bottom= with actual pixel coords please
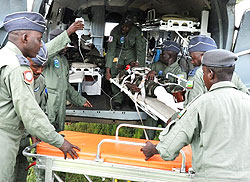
left=22, top=142, right=41, bottom=158
left=115, top=124, right=186, bottom=172
left=179, top=150, right=186, bottom=172
left=95, top=139, right=146, bottom=161
left=115, top=123, right=164, bottom=139
left=95, top=137, right=186, bottom=173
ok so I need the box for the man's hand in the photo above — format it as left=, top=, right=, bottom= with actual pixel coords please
left=105, top=72, right=112, bottom=80
left=140, top=141, right=159, bottom=161
left=59, top=139, right=81, bottom=159
left=66, top=21, right=84, bottom=36
left=126, top=83, right=141, bottom=92
left=147, top=71, right=156, bottom=80
left=105, top=68, right=112, bottom=80
left=83, top=100, right=93, bottom=107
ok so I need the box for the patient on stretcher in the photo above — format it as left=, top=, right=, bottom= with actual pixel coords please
left=117, top=40, right=187, bottom=111
left=115, top=65, right=186, bottom=111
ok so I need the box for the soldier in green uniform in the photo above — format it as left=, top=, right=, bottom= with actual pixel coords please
left=0, top=11, right=80, bottom=182
left=43, top=27, right=92, bottom=132
left=147, top=40, right=186, bottom=80
left=10, top=42, right=49, bottom=182
left=10, top=21, right=87, bottom=182
left=141, top=49, right=250, bottom=181
left=143, top=40, right=186, bottom=140
left=105, top=15, right=146, bottom=109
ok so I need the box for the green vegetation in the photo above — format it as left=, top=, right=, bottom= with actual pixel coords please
left=27, top=167, right=36, bottom=182
left=64, top=122, right=144, bottom=138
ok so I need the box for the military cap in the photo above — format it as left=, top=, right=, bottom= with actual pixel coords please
left=161, top=40, right=181, bottom=53
left=202, top=49, right=238, bottom=67
left=3, top=11, right=46, bottom=33
left=49, top=29, right=64, bottom=40
left=188, top=35, right=217, bottom=53
left=31, top=41, right=48, bottom=66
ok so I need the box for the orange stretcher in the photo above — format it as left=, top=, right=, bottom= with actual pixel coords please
left=24, top=125, right=193, bottom=182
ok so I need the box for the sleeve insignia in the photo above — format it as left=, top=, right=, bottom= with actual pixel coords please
left=186, top=80, right=194, bottom=89
left=120, top=36, right=125, bottom=44
left=108, top=36, right=113, bottom=42
left=54, top=59, right=60, bottom=68
left=23, top=70, right=33, bottom=85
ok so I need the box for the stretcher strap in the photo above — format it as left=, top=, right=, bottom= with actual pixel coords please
left=130, top=72, right=135, bottom=83
left=138, top=75, right=146, bottom=101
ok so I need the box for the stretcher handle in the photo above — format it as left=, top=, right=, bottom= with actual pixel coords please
left=22, top=141, right=40, bottom=158
left=116, top=124, right=186, bottom=172
left=179, top=150, right=186, bottom=173
left=96, top=139, right=146, bottom=161
left=115, top=124, right=164, bottom=139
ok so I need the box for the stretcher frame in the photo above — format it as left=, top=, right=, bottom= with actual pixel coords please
left=23, top=124, right=193, bottom=182
left=109, top=69, right=187, bottom=123
left=110, top=77, right=171, bottom=123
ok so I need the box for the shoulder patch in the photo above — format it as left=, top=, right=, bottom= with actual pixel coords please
left=16, top=55, right=30, bottom=66
left=186, top=80, right=194, bottom=89
left=108, top=36, right=113, bottom=42
left=23, top=70, right=33, bottom=85
left=54, top=59, right=60, bottom=68
left=120, top=36, right=125, bottom=44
